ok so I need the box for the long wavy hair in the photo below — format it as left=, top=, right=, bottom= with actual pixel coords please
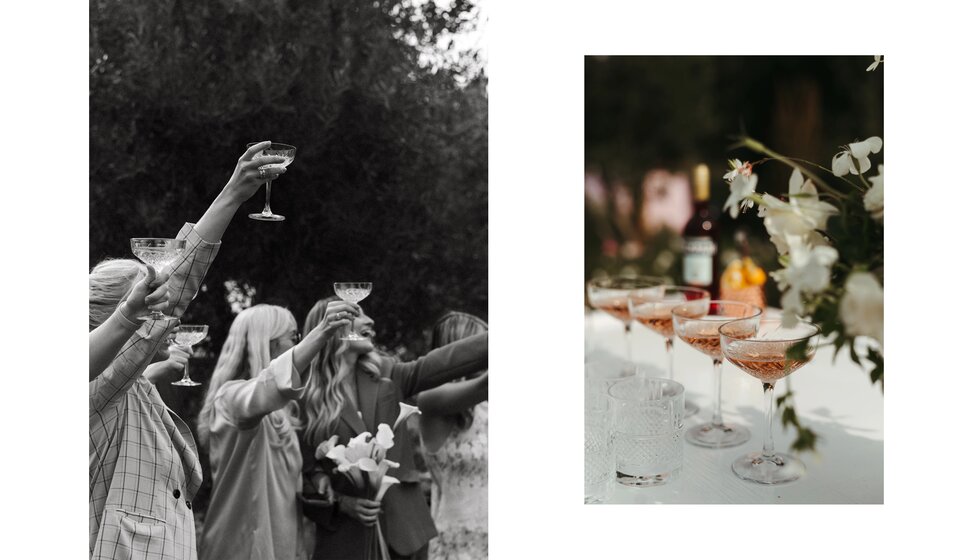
left=89, top=258, right=145, bottom=331
left=431, top=311, right=489, bottom=431
left=298, top=297, right=383, bottom=446
left=197, top=304, right=298, bottom=448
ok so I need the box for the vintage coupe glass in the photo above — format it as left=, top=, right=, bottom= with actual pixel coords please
left=629, top=286, right=709, bottom=417
left=246, top=142, right=296, bottom=222
left=586, top=276, right=666, bottom=366
left=672, top=300, right=761, bottom=448
left=130, top=238, right=187, bottom=321
left=168, top=325, right=209, bottom=387
left=720, top=317, right=818, bottom=484
left=333, top=282, right=372, bottom=340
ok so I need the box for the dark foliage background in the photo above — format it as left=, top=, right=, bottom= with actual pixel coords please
left=90, top=0, right=485, bottom=521
left=584, top=56, right=883, bottom=302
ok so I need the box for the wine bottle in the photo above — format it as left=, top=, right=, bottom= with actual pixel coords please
left=682, top=164, right=719, bottom=298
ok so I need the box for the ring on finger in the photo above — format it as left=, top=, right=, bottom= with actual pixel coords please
left=259, top=168, right=267, bottom=178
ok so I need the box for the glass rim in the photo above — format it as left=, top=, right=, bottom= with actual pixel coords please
left=246, top=141, right=297, bottom=150
left=628, top=285, right=709, bottom=303
left=606, top=376, right=684, bottom=404
left=719, top=317, right=820, bottom=343
left=174, top=324, right=208, bottom=330
left=333, top=281, right=373, bottom=287
left=130, top=237, right=186, bottom=244
left=671, top=299, right=763, bottom=321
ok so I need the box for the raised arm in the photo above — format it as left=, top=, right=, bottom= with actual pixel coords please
left=389, top=332, right=488, bottom=398
left=417, top=371, right=488, bottom=417
left=88, top=267, right=170, bottom=381
left=216, top=301, right=359, bottom=428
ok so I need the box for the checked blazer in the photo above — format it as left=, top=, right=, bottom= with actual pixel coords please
left=90, top=224, right=219, bottom=560
left=302, top=332, right=489, bottom=560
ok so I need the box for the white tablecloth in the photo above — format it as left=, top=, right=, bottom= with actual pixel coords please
left=586, top=309, right=884, bottom=504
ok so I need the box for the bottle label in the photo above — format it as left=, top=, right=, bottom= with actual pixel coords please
left=683, top=236, right=716, bottom=287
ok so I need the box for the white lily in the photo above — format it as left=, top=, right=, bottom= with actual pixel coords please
left=866, top=55, right=882, bottom=72
left=864, top=165, right=883, bottom=222
left=392, top=402, right=420, bottom=431
left=832, top=136, right=883, bottom=176
left=839, top=272, right=884, bottom=347
left=758, top=168, right=838, bottom=254
left=723, top=172, right=758, bottom=219
left=315, top=435, right=340, bottom=461
left=375, top=476, right=401, bottom=501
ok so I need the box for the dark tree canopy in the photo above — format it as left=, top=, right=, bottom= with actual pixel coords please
left=90, top=0, right=488, bottom=360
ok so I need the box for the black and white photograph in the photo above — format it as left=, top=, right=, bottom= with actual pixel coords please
left=87, top=1, right=486, bottom=559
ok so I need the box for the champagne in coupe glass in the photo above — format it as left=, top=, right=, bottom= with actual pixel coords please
left=586, top=276, right=665, bottom=367
left=333, top=282, right=372, bottom=341
left=672, top=300, right=761, bottom=448
left=720, top=317, right=818, bottom=484
left=130, top=238, right=187, bottom=321
left=247, top=142, right=296, bottom=222
left=169, top=325, right=209, bottom=387
left=629, top=286, right=709, bottom=417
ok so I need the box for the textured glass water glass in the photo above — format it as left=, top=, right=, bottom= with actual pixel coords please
left=584, top=362, right=635, bottom=503
left=607, top=377, right=685, bottom=487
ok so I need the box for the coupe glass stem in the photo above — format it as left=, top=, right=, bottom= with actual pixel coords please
left=262, top=181, right=273, bottom=216
left=664, top=337, right=674, bottom=380
left=181, top=362, right=192, bottom=384
left=762, top=382, right=776, bottom=460
left=711, top=358, right=724, bottom=427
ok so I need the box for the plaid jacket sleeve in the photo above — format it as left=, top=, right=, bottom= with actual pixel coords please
left=89, top=223, right=220, bottom=413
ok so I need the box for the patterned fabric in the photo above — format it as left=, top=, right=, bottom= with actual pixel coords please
left=426, top=401, right=488, bottom=560
left=90, top=224, right=219, bottom=560
left=198, top=349, right=307, bottom=560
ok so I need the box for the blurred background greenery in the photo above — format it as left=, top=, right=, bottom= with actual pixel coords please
left=90, top=0, right=485, bottom=522
left=585, top=56, right=883, bottom=302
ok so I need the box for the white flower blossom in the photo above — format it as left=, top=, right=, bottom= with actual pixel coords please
left=723, top=172, right=758, bottom=219
left=723, top=159, right=753, bottom=182
left=839, top=272, right=883, bottom=347
left=770, top=235, right=838, bottom=327
left=758, top=168, right=838, bottom=254
left=864, top=165, right=883, bottom=222
left=832, top=136, right=883, bottom=176
left=866, top=55, right=882, bottom=72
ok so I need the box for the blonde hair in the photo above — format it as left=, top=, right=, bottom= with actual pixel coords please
left=298, top=297, right=383, bottom=446
left=89, top=258, right=146, bottom=331
left=431, top=311, right=488, bottom=430
left=197, top=304, right=298, bottom=447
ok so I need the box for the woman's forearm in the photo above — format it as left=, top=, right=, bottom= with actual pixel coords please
left=291, top=326, right=330, bottom=383
left=193, top=189, right=242, bottom=243
left=89, top=307, right=142, bottom=381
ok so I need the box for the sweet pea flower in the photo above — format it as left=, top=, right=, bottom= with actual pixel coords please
left=832, top=136, right=883, bottom=176
left=864, top=165, right=883, bottom=222
left=839, top=272, right=884, bottom=347
left=866, top=55, right=882, bottom=72
left=758, top=168, right=838, bottom=254
left=723, top=172, right=758, bottom=219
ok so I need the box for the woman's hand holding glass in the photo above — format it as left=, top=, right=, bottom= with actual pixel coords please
left=143, top=344, right=191, bottom=384
left=222, top=141, right=287, bottom=205
left=118, top=267, right=171, bottom=325
left=313, top=300, right=362, bottom=338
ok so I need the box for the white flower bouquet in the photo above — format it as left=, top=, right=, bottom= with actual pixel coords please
left=315, top=403, right=420, bottom=560
left=721, top=59, right=883, bottom=450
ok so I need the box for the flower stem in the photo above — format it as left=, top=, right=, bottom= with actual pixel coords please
left=742, top=138, right=849, bottom=198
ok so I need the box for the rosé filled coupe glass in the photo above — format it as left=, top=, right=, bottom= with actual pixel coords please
left=586, top=276, right=666, bottom=367
left=672, top=300, right=762, bottom=448
left=720, top=317, right=818, bottom=484
left=629, top=285, right=710, bottom=417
